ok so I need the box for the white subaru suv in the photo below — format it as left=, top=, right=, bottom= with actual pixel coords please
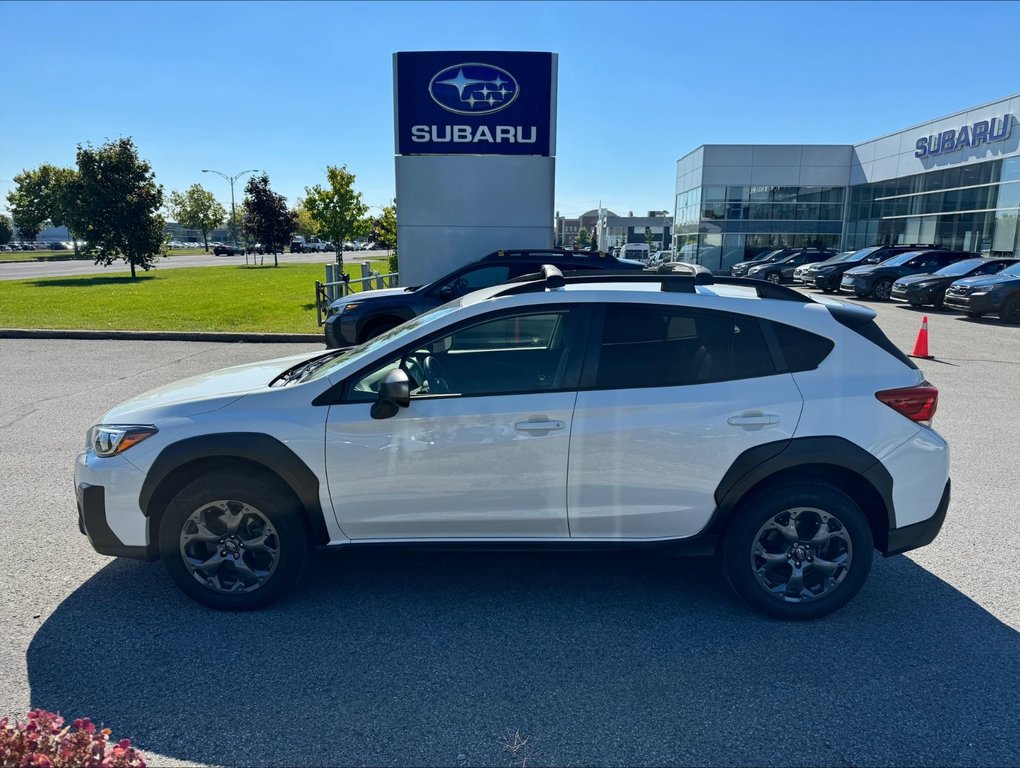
left=75, top=266, right=950, bottom=619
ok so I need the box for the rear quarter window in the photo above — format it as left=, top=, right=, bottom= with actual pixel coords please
left=770, top=322, right=835, bottom=372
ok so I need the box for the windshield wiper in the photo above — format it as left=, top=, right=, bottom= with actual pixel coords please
left=271, top=352, right=345, bottom=387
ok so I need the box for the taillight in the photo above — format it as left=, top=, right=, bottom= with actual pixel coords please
left=875, top=383, right=939, bottom=423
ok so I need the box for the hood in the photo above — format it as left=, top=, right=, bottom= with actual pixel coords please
left=894, top=273, right=944, bottom=285
left=328, top=286, right=410, bottom=310
left=101, top=349, right=329, bottom=422
left=844, top=264, right=881, bottom=276
left=949, top=274, right=1018, bottom=289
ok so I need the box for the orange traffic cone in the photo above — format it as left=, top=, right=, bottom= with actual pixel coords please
left=910, top=316, right=934, bottom=359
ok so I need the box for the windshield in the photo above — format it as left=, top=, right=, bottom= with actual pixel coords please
left=935, top=258, right=984, bottom=276
left=847, top=246, right=880, bottom=262
left=881, top=251, right=924, bottom=267
left=829, top=251, right=858, bottom=263
left=752, top=250, right=780, bottom=262
left=302, top=302, right=465, bottom=382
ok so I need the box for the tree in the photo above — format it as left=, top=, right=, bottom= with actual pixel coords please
left=590, top=229, right=599, bottom=250
left=375, top=201, right=397, bottom=274
left=6, top=164, right=81, bottom=253
left=242, top=173, right=295, bottom=267
left=66, top=138, right=166, bottom=278
left=303, top=165, right=369, bottom=266
left=167, top=184, right=225, bottom=252
left=0, top=214, right=12, bottom=245
left=645, top=226, right=655, bottom=250
left=7, top=167, right=53, bottom=242
left=576, top=227, right=590, bottom=248
left=292, top=202, right=319, bottom=240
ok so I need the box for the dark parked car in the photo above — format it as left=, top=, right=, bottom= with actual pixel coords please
left=213, top=243, right=244, bottom=256
left=841, top=249, right=975, bottom=300
left=805, top=244, right=944, bottom=294
left=892, top=258, right=1018, bottom=308
left=745, top=248, right=836, bottom=284
left=323, top=249, right=645, bottom=348
left=943, top=262, right=1020, bottom=323
left=729, top=249, right=787, bottom=277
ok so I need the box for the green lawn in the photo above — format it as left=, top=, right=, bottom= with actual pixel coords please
left=0, top=247, right=209, bottom=262
left=0, top=261, right=388, bottom=333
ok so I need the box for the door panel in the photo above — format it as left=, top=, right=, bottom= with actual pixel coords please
left=326, top=393, right=576, bottom=539
left=567, top=375, right=802, bottom=539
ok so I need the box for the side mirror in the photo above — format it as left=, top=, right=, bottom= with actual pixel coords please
left=370, top=368, right=411, bottom=420
left=439, top=285, right=454, bottom=301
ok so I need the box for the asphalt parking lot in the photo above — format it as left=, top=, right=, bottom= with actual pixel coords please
left=0, top=296, right=1017, bottom=767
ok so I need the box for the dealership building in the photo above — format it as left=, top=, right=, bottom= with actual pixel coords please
left=674, top=94, right=1020, bottom=272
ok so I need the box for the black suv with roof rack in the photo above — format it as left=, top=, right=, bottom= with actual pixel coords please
left=323, top=249, right=644, bottom=348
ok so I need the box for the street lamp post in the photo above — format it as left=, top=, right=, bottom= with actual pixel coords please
left=201, top=168, right=259, bottom=248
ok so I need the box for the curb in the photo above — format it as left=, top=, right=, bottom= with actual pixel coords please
left=0, top=328, right=324, bottom=344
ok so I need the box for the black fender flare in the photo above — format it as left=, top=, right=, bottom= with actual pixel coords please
left=704, top=436, right=895, bottom=548
left=138, top=432, right=330, bottom=547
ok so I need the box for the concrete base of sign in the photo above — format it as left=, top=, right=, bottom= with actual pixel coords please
left=395, top=155, right=555, bottom=287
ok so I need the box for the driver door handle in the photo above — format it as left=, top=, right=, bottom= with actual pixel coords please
left=727, top=410, right=779, bottom=428
left=514, top=419, right=566, bottom=434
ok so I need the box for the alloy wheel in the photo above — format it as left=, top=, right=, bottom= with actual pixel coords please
left=179, top=500, right=280, bottom=593
left=874, top=280, right=893, bottom=300
left=750, top=507, right=853, bottom=603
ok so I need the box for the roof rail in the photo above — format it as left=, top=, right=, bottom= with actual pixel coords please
left=498, top=266, right=812, bottom=303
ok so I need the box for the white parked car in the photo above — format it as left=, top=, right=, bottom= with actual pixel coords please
left=76, top=266, right=950, bottom=618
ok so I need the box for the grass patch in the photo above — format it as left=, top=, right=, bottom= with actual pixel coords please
left=0, top=261, right=388, bottom=333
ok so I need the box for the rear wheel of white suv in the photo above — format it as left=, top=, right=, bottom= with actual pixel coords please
left=722, top=481, right=873, bottom=620
left=159, top=470, right=310, bottom=610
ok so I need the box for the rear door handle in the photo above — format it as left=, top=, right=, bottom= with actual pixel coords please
left=514, top=419, right=566, bottom=434
left=727, top=411, right=779, bottom=428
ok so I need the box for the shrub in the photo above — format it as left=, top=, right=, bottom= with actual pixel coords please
left=0, top=709, right=146, bottom=767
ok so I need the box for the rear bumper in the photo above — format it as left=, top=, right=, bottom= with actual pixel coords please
left=885, top=479, right=950, bottom=556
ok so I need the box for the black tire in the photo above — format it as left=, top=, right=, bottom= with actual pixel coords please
left=933, top=295, right=945, bottom=310
left=821, top=287, right=836, bottom=294
left=965, top=311, right=985, bottom=318
left=908, top=300, right=923, bottom=308
left=1000, top=294, right=1020, bottom=324
left=872, top=279, right=893, bottom=300
left=159, top=470, right=310, bottom=610
left=721, top=481, right=873, bottom=620
left=359, top=317, right=400, bottom=343
left=765, top=272, right=782, bottom=284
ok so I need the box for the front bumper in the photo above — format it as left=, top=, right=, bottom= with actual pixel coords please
left=885, top=479, right=950, bottom=556
left=891, top=284, right=936, bottom=303
left=944, top=292, right=998, bottom=314
left=75, top=451, right=156, bottom=560
left=813, top=272, right=840, bottom=290
left=323, top=313, right=358, bottom=348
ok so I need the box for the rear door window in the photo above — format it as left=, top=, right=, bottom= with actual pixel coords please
left=594, top=305, right=776, bottom=389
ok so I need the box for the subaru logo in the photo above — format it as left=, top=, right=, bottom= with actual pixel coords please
left=428, top=63, right=519, bottom=116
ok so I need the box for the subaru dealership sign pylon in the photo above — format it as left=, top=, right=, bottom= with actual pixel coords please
left=394, top=51, right=558, bottom=287
left=395, top=51, right=556, bottom=156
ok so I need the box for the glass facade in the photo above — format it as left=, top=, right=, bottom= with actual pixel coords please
left=676, top=156, right=1020, bottom=271
left=674, top=185, right=846, bottom=272
left=845, top=156, right=1020, bottom=255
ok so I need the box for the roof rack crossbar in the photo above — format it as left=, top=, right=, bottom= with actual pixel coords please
left=498, top=268, right=812, bottom=302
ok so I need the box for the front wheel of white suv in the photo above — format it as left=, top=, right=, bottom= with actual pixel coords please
left=722, top=481, right=873, bottom=620
left=159, top=470, right=310, bottom=610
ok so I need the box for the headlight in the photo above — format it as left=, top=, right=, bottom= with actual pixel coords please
left=87, top=425, right=158, bottom=457
left=970, top=290, right=989, bottom=296
left=815, top=266, right=833, bottom=273
left=747, top=266, right=763, bottom=274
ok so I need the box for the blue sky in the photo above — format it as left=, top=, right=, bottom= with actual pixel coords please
left=2, top=0, right=1019, bottom=220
